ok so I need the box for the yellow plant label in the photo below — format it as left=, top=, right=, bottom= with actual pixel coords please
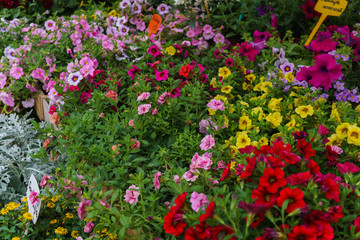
left=148, top=14, right=162, bottom=37
left=314, top=0, right=348, bottom=16
left=304, top=0, right=348, bottom=46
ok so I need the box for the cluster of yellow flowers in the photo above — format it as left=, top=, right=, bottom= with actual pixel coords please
left=0, top=202, right=21, bottom=215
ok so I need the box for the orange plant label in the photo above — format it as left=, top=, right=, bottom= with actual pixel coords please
left=304, top=0, right=347, bottom=46
left=148, top=14, right=162, bottom=37
left=314, top=0, right=348, bottom=16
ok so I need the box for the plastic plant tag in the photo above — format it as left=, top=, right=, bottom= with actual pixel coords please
left=26, top=174, right=41, bottom=224
left=304, top=0, right=348, bottom=46
left=148, top=14, right=162, bottom=37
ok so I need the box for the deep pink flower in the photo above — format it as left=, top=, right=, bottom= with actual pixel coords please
left=190, top=192, right=209, bottom=212
left=124, top=184, right=140, bottom=205
left=310, top=30, right=337, bottom=52
left=148, top=45, right=162, bottom=58
left=29, top=191, right=39, bottom=205
left=80, top=92, right=91, bottom=104
left=169, top=87, right=181, bottom=99
left=128, top=65, right=141, bottom=80
left=318, top=124, right=330, bottom=135
left=154, top=171, right=161, bottom=191
left=236, top=42, right=258, bottom=61
left=155, top=69, right=169, bottom=81
left=337, top=162, right=360, bottom=175
left=271, top=14, right=278, bottom=29
left=200, top=135, right=215, bottom=151
left=308, top=54, right=342, bottom=90
left=77, top=198, right=92, bottom=220
left=84, top=221, right=94, bottom=233
left=254, top=30, right=271, bottom=43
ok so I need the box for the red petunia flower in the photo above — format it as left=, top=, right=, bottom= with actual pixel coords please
left=326, top=145, right=338, bottom=165
left=184, top=223, right=211, bottom=240
left=240, top=156, right=256, bottom=180
left=328, top=206, right=344, bottom=223
left=307, top=159, right=320, bottom=174
left=219, top=162, right=231, bottom=182
left=259, top=168, right=287, bottom=193
left=179, top=65, right=192, bottom=78
left=321, top=177, right=340, bottom=202
left=170, top=192, right=188, bottom=212
left=279, top=151, right=301, bottom=165
left=297, top=139, right=315, bottom=159
left=288, top=172, right=312, bottom=186
left=352, top=217, right=360, bottom=233
left=251, top=185, right=278, bottom=207
left=287, top=225, right=317, bottom=240
left=277, top=188, right=306, bottom=214
left=199, top=201, right=215, bottom=223
left=266, top=155, right=286, bottom=168
left=248, top=213, right=265, bottom=228
left=300, top=0, right=321, bottom=19
left=163, top=210, right=187, bottom=236
left=211, top=225, right=236, bottom=240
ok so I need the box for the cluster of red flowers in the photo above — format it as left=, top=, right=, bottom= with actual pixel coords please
left=163, top=193, right=236, bottom=239
left=217, top=136, right=355, bottom=239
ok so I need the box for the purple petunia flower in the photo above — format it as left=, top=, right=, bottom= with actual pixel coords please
left=132, top=3, right=142, bottom=14
left=118, top=25, right=129, bottom=36
left=119, top=0, right=131, bottom=9
left=67, top=72, right=83, bottom=86
left=157, top=3, right=170, bottom=15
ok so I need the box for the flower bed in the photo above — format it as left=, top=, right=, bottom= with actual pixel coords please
left=0, top=0, right=360, bottom=239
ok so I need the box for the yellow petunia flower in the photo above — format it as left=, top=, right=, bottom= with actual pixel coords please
left=258, top=137, right=269, bottom=146
left=165, top=46, right=176, bottom=56
left=295, top=105, right=314, bottom=118
left=284, top=72, right=295, bottom=82
left=245, top=74, right=256, bottom=81
left=336, top=123, right=351, bottom=139
left=268, top=98, right=282, bottom=112
left=238, top=115, right=252, bottom=130
left=266, top=112, right=283, bottom=128
left=326, top=134, right=342, bottom=146
left=347, top=125, right=360, bottom=146
left=71, top=230, right=79, bottom=238
left=221, top=85, right=233, bottom=94
left=236, top=131, right=251, bottom=149
left=218, top=67, right=231, bottom=79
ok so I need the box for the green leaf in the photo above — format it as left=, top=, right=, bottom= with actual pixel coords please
left=111, top=189, right=120, bottom=206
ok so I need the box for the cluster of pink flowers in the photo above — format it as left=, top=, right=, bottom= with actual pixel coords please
left=124, top=184, right=140, bottom=205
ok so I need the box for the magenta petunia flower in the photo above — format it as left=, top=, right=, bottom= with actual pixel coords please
left=308, top=54, right=342, bottom=90
left=310, top=30, right=337, bottom=53
left=128, top=65, right=141, bottom=80
left=296, top=66, right=313, bottom=82
left=155, top=69, right=169, bottom=81
left=148, top=45, right=162, bottom=58
left=169, top=87, right=181, bottom=99
left=254, top=30, right=272, bottom=43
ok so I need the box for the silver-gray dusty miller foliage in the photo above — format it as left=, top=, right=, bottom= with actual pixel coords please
left=0, top=112, right=52, bottom=203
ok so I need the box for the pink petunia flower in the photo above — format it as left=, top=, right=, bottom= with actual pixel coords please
left=337, top=162, right=360, bottom=174
left=190, top=192, right=209, bottom=212
left=124, top=184, right=140, bottom=204
left=130, top=139, right=140, bottom=150
left=30, top=68, right=45, bottom=80
left=29, top=191, right=40, bottom=205
left=199, top=135, right=215, bottom=151
left=137, top=92, right=150, bottom=101
left=137, top=104, right=151, bottom=115
left=207, top=99, right=225, bottom=111
left=84, top=221, right=94, bottom=233
left=22, top=98, right=35, bottom=108
left=152, top=108, right=158, bottom=115
left=9, top=66, right=23, bottom=79
left=0, top=73, right=6, bottom=89
left=182, top=169, right=199, bottom=182
left=154, top=171, right=161, bottom=191
left=105, top=90, right=117, bottom=100
left=77, top=198, right=92, bottom=220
